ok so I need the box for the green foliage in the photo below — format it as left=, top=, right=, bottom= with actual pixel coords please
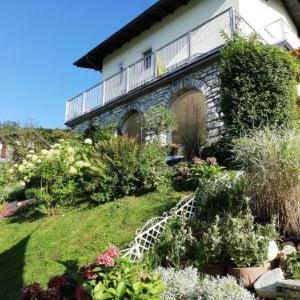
left=173, top=157, right=223, bottom=191
left=220, top=34, right=298, bottom=138
left=94, top=136, right=168, bottom=200
left=199, top=275, right=255, bottom=300
left=87, top=259, right=165, bottom=300
left=224, top=214, right=277, bottom=268
left=144, top=215, right=196, bottom=269
left=287, top=252, right=300, bottom=280
left=83, top=124, right=115, bottom=143
left=194, top=171, right=248, bottom=226
left=142, top=106, right=177, bottom=135
left=233, top=127, right=300, bottom=236
left=199, top=214, right=277, bottom=268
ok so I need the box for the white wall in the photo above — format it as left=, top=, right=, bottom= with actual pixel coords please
left=102, top=0, right=239, bottom=79
left=238, top=0, right=300, bottom=47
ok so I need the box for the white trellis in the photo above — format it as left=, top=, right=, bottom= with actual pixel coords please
left=121, top=194, right=196, bottom=262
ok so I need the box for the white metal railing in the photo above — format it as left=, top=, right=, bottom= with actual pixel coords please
left=258, top=19, right=300, bottom=49
left=66, top=8, right=300, bottom=123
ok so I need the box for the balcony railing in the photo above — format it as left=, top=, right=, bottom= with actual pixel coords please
left=65, top=8, right=299, bottom=123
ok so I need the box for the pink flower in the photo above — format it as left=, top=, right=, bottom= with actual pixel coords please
left=81, top=264, right=97, bottom=280
left=74, top=286, right=91, bottom=300
left=206, top=156, right=217, bottom=165
left=96, top=253, right=115, bottom=267
left=104, top=246, right=120, bottom=259
left=21, top=283, right=42, bottom=300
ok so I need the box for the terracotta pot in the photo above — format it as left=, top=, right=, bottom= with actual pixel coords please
left=227, top=263, right=270, bottom=288
left=201, top=264, right=227, bottom=277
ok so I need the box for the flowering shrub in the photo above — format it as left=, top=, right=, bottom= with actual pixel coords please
left=10, top=140, right=97, bottom=208
left=21, top=246, right=165, bottom=300
left=173, top=157, right=222, bottom=190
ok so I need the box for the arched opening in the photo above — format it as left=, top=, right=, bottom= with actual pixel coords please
left=171, top=90, right=207, bottom=158
left=121, top=111, right=143, bottom=143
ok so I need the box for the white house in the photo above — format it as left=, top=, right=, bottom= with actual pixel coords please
left=65, top=0, right=300, bottom=143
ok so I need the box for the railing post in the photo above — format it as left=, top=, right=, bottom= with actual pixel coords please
left=229, top=8, right=236, bottom=37
left=188, top=31, right=193, bottom=62
left=65, top=101, right=69, bottom=122
left=126, top=67, right=130, bottom=93
left=102, top=80, right=106, bottom=105
left=153, top=51, right=157, bottom=80
left=82, top=92, right=86, bottom=115
left=280, top=19, right=286, bottom=42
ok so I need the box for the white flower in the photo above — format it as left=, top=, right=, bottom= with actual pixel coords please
left=69, top=166, right=77, bottom=175
left=18, top=165, right=25, bottom=172
left=8, top=168, right=14, bottom=174
left=24, top=176, right=29, bottom=182
left=26, top=154, right=32, bottom=159
left=41, top=149, right=48, bottom=155
left=31, top=155, right=38, bottom=161
left=59, top=139, right=65, bottom=142
left=75, top=160, right=89, bottom=168
left=19, top=181, right=26, bottom=187
left=37, top=159, right=42, bottom=164
left=68, top=156, right=75, bottom=163
left=28, top=150, right=35, bottom=154
left=84, top=138, right=93, bottom=145
left=66, top=147, right=75, bottom=155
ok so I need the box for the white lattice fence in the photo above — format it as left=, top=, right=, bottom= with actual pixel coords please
left=121, top=194, right=196, bottom=262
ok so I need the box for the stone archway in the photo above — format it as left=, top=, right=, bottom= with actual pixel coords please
left=170, top=90, right=207, bottom=158
left=121, top=110, right=143, bottom=143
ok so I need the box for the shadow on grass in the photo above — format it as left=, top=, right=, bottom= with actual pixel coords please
left=7, top=203, right=46, bottom=224
left=0, top=235, right=31, bottom=300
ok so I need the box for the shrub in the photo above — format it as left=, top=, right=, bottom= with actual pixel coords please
left=95, top=136, right=168, bottom=199
left=194, top=171, right=248, bottom=226
left=198, top=276, right=255, bottom=300
left=233, top=127, right=300, bottom=236
left=173, top=157, right=222, bottom=191
left=142, top=106, right=177, bottom=136
left=220, top=34, right=298, bottom=138
left=144, top=215, right=196, bottom=269
left=156, top=266, right=200, bottom=300
left=223, top=214, right=277, bottom=267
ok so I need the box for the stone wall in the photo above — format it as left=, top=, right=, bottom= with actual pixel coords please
left=72, top=61, right=224, bottom=145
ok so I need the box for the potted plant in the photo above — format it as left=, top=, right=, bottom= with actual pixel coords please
left=224, top=214, right=278, bottom=287
left=198, top=216, right=227, bottom=277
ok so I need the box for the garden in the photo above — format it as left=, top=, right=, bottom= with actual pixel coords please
left=1, top=34, right=300, bottom=299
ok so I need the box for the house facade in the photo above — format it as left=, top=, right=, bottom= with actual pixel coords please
left=65, top=0, right=300, bottom=144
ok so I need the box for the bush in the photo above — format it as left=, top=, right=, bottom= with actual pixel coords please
left=173, top=157, right=222, bottom=191
left=95, top=136, right=168, bottom=199
left=198, top=214, right=277, bottom=268
left=233, top=127, right=300, bottom=236
left=220, top=34, right=298, bottom=138
left=287, top=252, right=300, bottom=280
left=194, top=171, right=248, bottom=226
left=144, top=215, right=196, bottom=269
left=156, top=266, right=200, bottom=300
left=198, top=276, right=255, bottom=300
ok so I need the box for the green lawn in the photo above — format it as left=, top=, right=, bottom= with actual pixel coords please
left=0, top=190, right=186, bottom=300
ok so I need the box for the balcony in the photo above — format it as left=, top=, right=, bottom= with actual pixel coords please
left=65, top=8, right=298, bottom=123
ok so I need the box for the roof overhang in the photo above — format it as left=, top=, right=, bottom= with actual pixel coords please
left=74, top=0, right=190, bottom=71
left=282, top=0, right=300, bottom=37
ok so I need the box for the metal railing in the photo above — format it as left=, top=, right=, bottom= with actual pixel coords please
left=66, top=8, right=299, bottom=123
left=258, top=18, right=300, bottom=48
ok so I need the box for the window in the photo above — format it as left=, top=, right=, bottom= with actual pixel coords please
left=143, top=49, right=152, bottom=70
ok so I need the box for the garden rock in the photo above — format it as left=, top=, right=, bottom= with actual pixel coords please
left=254, top=268, right=284, bottom=299
left=282, top=242, right=296, bottom=256
left=296, top=242, right=300, bottom=251
left=278, top=279, right=300, bottom=300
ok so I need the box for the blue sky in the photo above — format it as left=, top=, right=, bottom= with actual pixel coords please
left=0, top=0, right=156, bottom=128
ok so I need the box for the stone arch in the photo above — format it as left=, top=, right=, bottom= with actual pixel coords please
left=120, top=107, right=144, bottom=143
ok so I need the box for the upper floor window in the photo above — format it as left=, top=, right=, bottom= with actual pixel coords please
left=143, top=49, right=152, bottom=70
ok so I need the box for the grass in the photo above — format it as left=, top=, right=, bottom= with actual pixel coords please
left=0, top=189, right=186, bottom=300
